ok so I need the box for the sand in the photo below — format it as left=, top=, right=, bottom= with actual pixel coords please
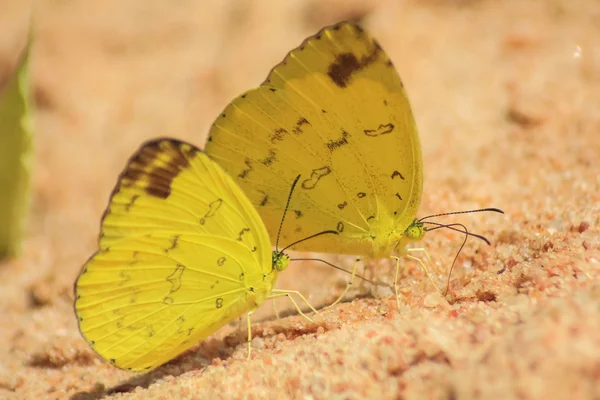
left=1, top=0, right=599, bottom=399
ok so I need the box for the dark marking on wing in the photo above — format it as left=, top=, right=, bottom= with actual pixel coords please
left=336, top=222, right=344, bottom=233
left=238, top=158, right=253, bottom=179
left=292, top=117, right=310, bottom=135
left=383, top=100, right=388, bottom=106
left=364, top=123, right=395, bottom=137
left=294, top=210, right=303, bottom=218
left=260, top=149, right=277, bottom=166
left=326, top=130, right=350, bottom=151
left=301, top=166, right=331, bottom=189
left=119, top=270, right=131, bottom=285
left=270, top=128, right=287, bottom=143
left=199, top=198, right=223, bottom=225
left=217, top=256, right=226, bottom=266
left=239, top=272, right=245, bottom=281
left=338, top=201, right=348, bottom=210
left=125, top=194, right=139, bottom=212
left=165, top=235, right=180, bottom=253
left=259, top=194, right=269, bottom=206
left=166, top=264, right=185, bottom=293
left=395, top=193, right=403, bottom=200
left=357, top=192, right=366, bottom=198
left=119, top=140, right=198, bottom=200
left=216, top=298, right=223, bottom=308
left=391, top=170, right=405, bottom=180
left=251, top=246, right=257, bottom=252
left=367, top=216, right=375, bottom=222
left=236, top=228, right=251, bottom=242
left=327, top=44, right=382, bottom=88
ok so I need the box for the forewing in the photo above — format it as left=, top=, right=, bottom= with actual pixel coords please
left=206, top=22, right=422, bottom=256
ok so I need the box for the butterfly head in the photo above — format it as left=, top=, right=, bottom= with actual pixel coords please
left=404, top=219, right=427, bottom=242
left=272, top=250, right=290, bottom=272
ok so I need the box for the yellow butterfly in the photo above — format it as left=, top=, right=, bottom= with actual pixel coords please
left=205, top=21, right=502, bottom=301
left=74, top=139, right=319, bottom=371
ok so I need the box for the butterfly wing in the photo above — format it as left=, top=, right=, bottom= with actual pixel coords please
left=75, top=234, right=269, bottom=371
left=205, top=22, right=422, bottom=258
left=75, top=140, right=274, bottom=370
left=99, top=139, right=270, bottom=265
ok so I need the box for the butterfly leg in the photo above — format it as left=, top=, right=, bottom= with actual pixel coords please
left=329, top=258, right=360, bottom=307
left=246, top=308, right=256, bottom=360
left=405, top=251, right=443, bottom=294
left=268, top=289, right=317, bottom=322
left=406, top=247, right=433, bottom=267
left=272, top=299, right=281, bottom=320
left=391, top=256, right=402, bottom=309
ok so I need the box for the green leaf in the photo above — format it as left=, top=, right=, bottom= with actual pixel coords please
left=0, top=43, right=33, bottom=259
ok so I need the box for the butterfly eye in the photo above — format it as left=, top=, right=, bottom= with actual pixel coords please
left=405, top=220, right=426, bottom=241
left=272, top=252, right=290, bottom=272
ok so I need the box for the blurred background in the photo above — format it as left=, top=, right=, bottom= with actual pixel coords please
left=1, top=0, right=599, bottom=398
left=1, top=0, right=594, bottom=303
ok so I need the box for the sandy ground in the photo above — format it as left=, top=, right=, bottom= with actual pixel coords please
left=1, top=0, right=599, bottom=399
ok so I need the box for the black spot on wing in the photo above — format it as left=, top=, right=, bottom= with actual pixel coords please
left=391, top=170, right=405, bottom=180
left=238, top=158, right=253, bottom=179
left=327, top=42, right=382, bottom=88
left=270, top=128, right=287, bottom=143
left=292, top=117, right=310, bottom=135
left=124, top=194, right=139, bottom=212
left=326, top=130, right=350, bottom=151
left=259, top=193, right=269, bottom=206
left=199, top=198, right=223, bottom=225
left=164, top=235, right=180, bottom=253
left=364, top=123, right=395, bottom=137
left=236, top=228, right=251, bottom=242
left=166, top=264, right=185, bottom=294
left=301, top=166, right=331, bottom=189
left=117, top=139, right=198, bottom=200
left=260, top=149, right=277, bottom=166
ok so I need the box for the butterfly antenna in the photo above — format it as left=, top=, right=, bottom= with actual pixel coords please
left=281, top=230, right=338, bottom=253
left=422, top=221, right=492, bottom=245
left=419, top=207, right=504, bottom=222
left=422, top=221, right=492, bottom=295
left=441, top=223, right=469, bottom=296
left=291, top=257, right=374, bottom=285
left=275, top=175, right=301, bottom=252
